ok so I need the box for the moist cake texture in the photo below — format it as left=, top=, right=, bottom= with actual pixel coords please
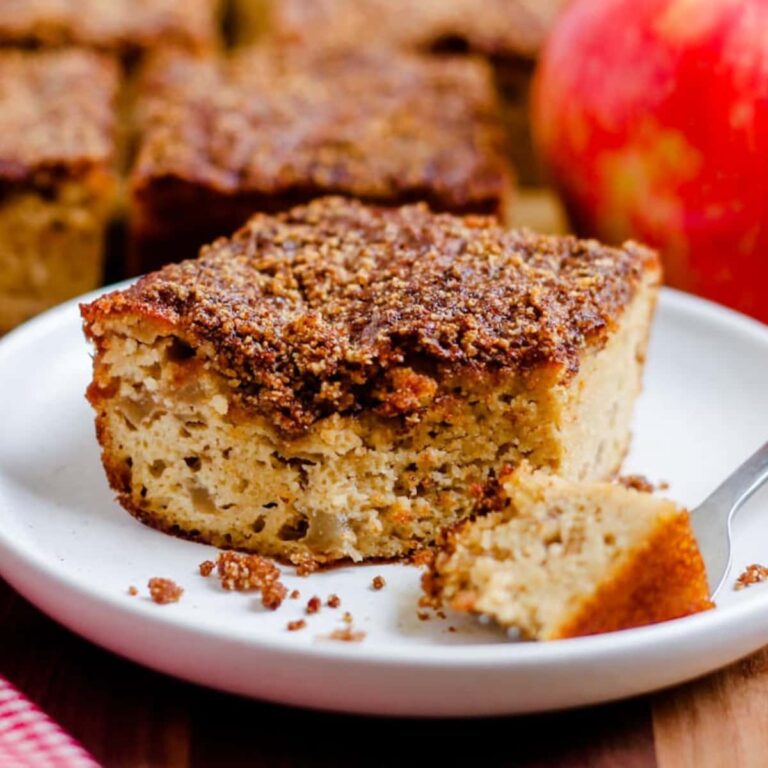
left=425, top=466, right=712, bottom=639
left=0, top=0, right=219, bottom=58
left=83, top=197, right=660, bottom=564
left=129, top=47, right=512, bottom=273
left=258, top=0, right=563, bottom=60
left=0, top=49, right=117, bottom=333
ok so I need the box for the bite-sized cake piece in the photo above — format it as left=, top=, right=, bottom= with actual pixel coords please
left=251, top=0, right=563, bottom=60
left=129, top=46, right=512, bottom=274
left=0, top=49, right=118, bottom=334
left=82, top=197, right=659, bottom=566
left=0, top=0, right=219, bottom=59
left=425, top=467, right=712, bottom=640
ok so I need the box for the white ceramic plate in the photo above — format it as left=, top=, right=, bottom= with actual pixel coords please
left=1, top=287, right=767, bottom=716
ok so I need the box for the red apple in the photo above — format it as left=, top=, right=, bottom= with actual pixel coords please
left=533, top=0, right=768, bottom=322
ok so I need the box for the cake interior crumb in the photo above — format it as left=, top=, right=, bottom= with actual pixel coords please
left=372, top=575, right=386, bottom=590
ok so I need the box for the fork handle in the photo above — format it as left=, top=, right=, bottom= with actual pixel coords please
left=702, top=442, right=768, bottom=515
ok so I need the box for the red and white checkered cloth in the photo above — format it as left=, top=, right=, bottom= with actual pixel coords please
left=0, top=677, right=99, bottom=768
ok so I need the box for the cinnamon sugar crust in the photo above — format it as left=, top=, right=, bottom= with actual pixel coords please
left=0, top=49, right=117, bottom=189
left=266, top=0, right=564, bottom=60
left=0, top=0, right=218, bottom=56
left=86, top=197, right=654, bottom=436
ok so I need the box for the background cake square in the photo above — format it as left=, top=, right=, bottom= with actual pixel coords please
left=0, top=0, right=219, bottom=59
left=249, top=0, right=567, bottom=184
left=129, top=47, right=512, bottom=273
left=0, top=49, right=118, bottom=333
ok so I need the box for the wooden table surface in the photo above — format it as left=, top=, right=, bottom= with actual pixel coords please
left=3, top=577, right=768, bottom=767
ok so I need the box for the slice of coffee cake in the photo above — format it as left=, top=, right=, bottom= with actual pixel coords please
left=424, top=467, right=711, bottom=639
left=82, top=197, right=659, bottom=565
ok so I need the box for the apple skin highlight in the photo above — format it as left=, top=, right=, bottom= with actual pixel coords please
left=533, top=0, right=768, bottom=322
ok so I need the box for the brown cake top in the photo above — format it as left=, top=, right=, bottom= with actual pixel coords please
left=0, top=49, right=117, bottom=185
left=0, top=0, right=218, bottom=56
left=131, top=47, right=510, bottom=212
left=84, top=198, right=657, bottom=434
left=269, top=0, right=565, bottom=60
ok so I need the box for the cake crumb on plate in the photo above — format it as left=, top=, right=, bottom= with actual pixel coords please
left=214, top=552, right=287, bottom=610
left=735, top=564, right=768, bottom=590
left=287, top=619, right=307, bottom=632
left=306, top=596, right=321, bottom=614
left=148, top=578, right=183, bottom=604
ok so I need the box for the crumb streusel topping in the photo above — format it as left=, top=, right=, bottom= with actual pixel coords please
left=84, top=197, right=655, bottom=435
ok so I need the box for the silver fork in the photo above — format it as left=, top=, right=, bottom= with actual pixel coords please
left=691, top=442, right=768, bottom=598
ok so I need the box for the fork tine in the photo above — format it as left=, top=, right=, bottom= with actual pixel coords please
left=692, top=442, right=768, bottom=597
